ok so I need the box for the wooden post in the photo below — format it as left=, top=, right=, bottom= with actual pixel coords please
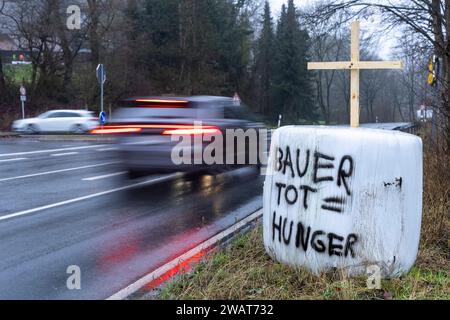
left=350, top=21, right=360, bottom=128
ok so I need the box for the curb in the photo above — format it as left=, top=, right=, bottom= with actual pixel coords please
left=107, top=208, right=263, bottom=300
left=0, top=132, right=20, bottom=138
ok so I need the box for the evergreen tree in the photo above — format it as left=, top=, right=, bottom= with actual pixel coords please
left=129, top=0, right=254, bottom=96
left=143, top=0, right=181, bottom=93
left=273, top=0, right=315, bottom=123
left=253, top=1, right=275, bottom=117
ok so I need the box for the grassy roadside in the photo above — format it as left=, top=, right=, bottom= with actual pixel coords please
left=159, top=132, right=449, bottom=300
left=160, top=228, right=448, bottom=300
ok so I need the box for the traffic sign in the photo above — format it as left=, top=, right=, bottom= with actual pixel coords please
left=96, top=64, right=106, bottom=85
left=96, top=64, right=106, bottom=114
left=20, top=85, right=26, bottom=96
left=20, top=96, right=26, bottom=102
left=428, top=55, right=440, bottom=87
left=99, top=112, right=107, bottom=125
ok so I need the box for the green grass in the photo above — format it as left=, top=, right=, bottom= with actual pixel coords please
left=159, top=228, right=449, bottom=300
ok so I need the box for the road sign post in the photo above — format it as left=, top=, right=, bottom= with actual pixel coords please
left=19, top=86, right=26, bottom=119
left=96, top=64, right=106, bottom=114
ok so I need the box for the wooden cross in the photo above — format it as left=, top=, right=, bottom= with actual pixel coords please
left=308, top=21, right=404, bottom=128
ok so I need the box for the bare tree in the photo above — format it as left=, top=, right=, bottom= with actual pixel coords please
left=86, top=0, right=116, bottom=69
left=0, top=0, right=5, bottom=98
left=0, top=1, right=5, bottom=100
left=309, top=17, right=346, bottom=123
left=0, top=0, right=88, bottom=98
left=395, top=33, right=431, bottom=122
left=308, top=0, right=450, bottom=146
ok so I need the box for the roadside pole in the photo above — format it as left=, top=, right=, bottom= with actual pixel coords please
left=19, top=85, right=26, bottom=119
left=96, top=64, right=106, bottom=114
left=20, top=96, right=25, bottom=119
left=96, top=64, right=107, bottom=131
left=100, top=77, right=104, bottom=114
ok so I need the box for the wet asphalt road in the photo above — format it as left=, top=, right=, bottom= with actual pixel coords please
left=0, top=137, right=264, bottom=299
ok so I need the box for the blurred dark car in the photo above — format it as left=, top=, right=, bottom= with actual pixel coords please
left=93, top=96, right=267, bottom=178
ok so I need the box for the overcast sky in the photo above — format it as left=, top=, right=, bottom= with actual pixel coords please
left=268, top=0, right=397, bottom=58
left=269, top=0, right=313, bottom=13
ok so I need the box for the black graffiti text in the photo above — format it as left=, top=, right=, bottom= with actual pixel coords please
left=275, top=182, right=318, bottom=209
left=277, top=147, right=354, bottom=196
left=272, top=211, right=358, bottom=258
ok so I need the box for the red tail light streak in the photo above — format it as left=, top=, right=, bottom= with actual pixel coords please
left=91, top=125, right=221, bottom=135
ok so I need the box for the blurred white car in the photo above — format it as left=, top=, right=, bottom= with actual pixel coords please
left=12, top=110, right=98, bottom=134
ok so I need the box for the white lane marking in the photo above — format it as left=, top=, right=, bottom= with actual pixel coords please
left=0, top=158, right=28, bottom=163
left=82, top=172, right=127, bottom=181
left=97, top=147, right=118, bottom=152
left=50, top=152, right=79, bottom=157
left=0, top=173, right=181, bottom=223
left=107, top=209, right=263, bottom=300
left=0, top=145, right=107, bottom=158
left=0, top=162, right=120, bottom=183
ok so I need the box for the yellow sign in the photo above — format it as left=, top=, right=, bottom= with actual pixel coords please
left=428, top=56, right=439, bottom=87
left=428, top=59, right=435, bottom=86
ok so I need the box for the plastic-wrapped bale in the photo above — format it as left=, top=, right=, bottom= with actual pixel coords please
left=263, top=126, right=423, bottom=277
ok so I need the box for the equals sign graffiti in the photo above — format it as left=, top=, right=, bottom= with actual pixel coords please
left=322, top=197, right=346, bottom=214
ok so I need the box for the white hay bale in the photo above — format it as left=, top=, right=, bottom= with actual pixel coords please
left=263, top=126, right=423, bottom=277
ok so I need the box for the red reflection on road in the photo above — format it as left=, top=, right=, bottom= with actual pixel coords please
left=98, top=238, right=140, bottom=273
left=144, top=250, right=208, bottom=290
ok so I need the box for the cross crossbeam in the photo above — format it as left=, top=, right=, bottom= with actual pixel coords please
left=308, top=21, right=404, bottom=128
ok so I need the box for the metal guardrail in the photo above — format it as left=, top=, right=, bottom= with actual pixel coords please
left=396, top=123, right=420, bottom=135
left=360, top=122, right=420, bottom=135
